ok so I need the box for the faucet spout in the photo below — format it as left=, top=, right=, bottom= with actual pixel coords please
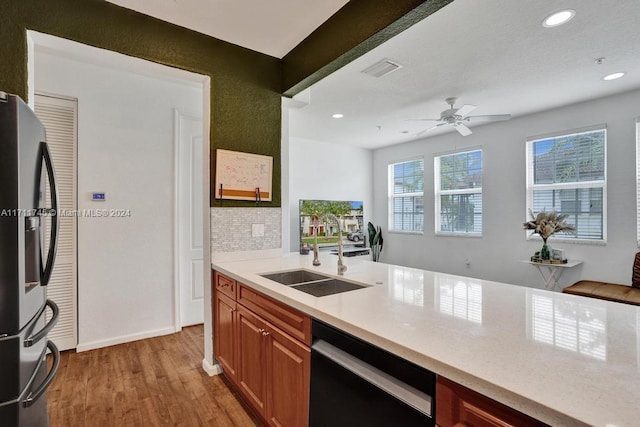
left=324, top=213, right=347, bottom=275
left=312, top=215, right=321, bottom=266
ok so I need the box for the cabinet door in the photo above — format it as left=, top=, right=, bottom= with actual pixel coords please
left=436, top=377, right=547, bottom=427
left=213, top=290, right=237, bottom=381
left=237, top=306, right=268, bottom=419
left=265, top=324, right=310, bottom=427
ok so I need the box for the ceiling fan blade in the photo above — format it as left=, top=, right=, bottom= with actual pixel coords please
left=415, top=123, right=446, bottom=137
left=465, top=114, right=511, bottom=122
left=454, top=123, right=472, bottom=136
left=455, top=104, right=476, bottom=117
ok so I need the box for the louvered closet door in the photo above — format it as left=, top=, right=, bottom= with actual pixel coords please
left=35, top=94, right=78, bottom=351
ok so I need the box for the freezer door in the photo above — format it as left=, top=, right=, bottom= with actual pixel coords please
left=0, top=94, right=50, bottom=335
left=0, top=340, right=59, bottom=427
left=0, top=300, right=58, bottom=403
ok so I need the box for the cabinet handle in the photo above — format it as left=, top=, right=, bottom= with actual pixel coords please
left=262, top=331, right=270, bottom=337
left=257, top=328, right=265, bottom=334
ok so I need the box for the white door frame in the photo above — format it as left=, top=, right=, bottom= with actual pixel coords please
left=174, top=108, right=206, bottom=328
left=173, top=81, right=211, bottom=334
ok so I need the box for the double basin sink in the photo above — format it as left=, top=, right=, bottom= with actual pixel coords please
left=259, top=269, right=366, bottom=297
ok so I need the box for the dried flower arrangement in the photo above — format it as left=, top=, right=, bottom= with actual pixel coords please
left=523, top=210, right=576, bottom=241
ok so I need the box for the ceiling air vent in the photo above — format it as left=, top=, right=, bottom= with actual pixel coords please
left=361, top=59, right=402, bottom=78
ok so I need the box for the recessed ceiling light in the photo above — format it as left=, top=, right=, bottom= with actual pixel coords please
left=332, top=113, right=344, bottom=119
left=542, top=9, right=575, bottom=27
left=603, top=72, right=625, bottom=81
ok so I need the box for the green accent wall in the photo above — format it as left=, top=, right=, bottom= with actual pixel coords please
left=0, top=0, right=282, bottom=207
left=282, top=0, right=454, bottom=97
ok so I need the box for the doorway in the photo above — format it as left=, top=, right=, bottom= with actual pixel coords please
left=29, top=31, right=210, bottom=350
left=177, top=111, right=205, bottom=326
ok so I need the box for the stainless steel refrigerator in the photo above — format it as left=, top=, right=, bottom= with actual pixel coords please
left=0, top=92, right=60, bottom=426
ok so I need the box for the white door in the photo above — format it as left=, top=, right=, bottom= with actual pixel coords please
left=35, top=93, right=78, bottom=351
left=177, top=112, right=204, bottom=326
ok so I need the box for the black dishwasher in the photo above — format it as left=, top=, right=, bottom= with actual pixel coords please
left=310, top=320, right=435, bottom=427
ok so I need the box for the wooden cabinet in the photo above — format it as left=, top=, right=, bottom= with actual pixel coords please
left=436, top=377, right=548, bottom=427
left=213, top=291, right=237, bottom=381
left=213, top=271, right=311, bottom=427
left=265, top=317, right=310, bottom=427
left=237, top=305, right=268, bottom=418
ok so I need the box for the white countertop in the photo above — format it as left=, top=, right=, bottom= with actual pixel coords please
left=212, top=252, right=640, bottom=427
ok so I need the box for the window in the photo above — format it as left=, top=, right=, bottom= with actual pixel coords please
left=434, top=149, right=482, bottom=235
left=389, top=158, right=424, bottom=232
left=526, top=126, right=606, bottom=241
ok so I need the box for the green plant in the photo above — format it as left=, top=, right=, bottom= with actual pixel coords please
left=367, top=222, right=384, bottom=262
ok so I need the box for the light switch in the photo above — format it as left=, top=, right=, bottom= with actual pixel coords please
left=252, top=223, right=265, bottom=237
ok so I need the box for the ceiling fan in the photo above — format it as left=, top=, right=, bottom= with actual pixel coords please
left=410, top=97, right=511, bottom=137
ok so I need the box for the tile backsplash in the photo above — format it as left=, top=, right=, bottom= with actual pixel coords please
left=210, top=207, right=281, bottom=253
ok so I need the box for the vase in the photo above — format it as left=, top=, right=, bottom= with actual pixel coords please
left=540, top=239, right=551, bottom=260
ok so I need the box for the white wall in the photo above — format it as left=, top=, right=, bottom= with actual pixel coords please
left=35, top=51, right=203, bottom=350
left=373, top=89, right=640, bottom=289
left=286, top=136, right=373, bottom=252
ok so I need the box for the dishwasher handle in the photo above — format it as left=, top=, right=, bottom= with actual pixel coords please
left=312, top=339, right=432, bottom=417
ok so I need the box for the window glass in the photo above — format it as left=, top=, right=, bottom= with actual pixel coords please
left=527, top=128, right=606, bottom=241
left=435, top=149, right=482, bottom=235
left=389, top=159, right=424, bottom=232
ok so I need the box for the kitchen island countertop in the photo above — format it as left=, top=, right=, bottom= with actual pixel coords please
left=212, top=252, right=640, bottom=427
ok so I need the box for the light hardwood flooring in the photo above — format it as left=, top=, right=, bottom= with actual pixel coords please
left=47, top=325, right=260, bottom=426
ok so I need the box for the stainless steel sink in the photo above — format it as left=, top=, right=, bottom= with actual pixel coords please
left=291, top=279, right=365, bottom=297
left=259, top=269, right=366, bottom=296
left=260, top=270, right=330, bottom=285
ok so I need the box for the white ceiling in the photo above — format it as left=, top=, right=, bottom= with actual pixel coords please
left=289, top=0, right=640, bottom=149
left=104, top=0, right=348, bottom=58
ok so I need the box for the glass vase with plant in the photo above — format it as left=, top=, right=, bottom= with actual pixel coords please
left=523, top=210, right=576, bottom=260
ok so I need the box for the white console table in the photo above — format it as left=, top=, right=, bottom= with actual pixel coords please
left=522, top=259, right=583, bottom=291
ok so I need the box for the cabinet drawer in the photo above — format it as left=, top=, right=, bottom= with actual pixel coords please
left=214, top=271, right=236, bottom=299
left=238, top=284, right=311, bottom=346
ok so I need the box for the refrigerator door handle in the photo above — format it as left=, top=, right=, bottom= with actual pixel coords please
left=40, top=141, right=59, bottom=287
left=24, top=299, right=59, bottom=348
left=23, top=340, right=60, bottom=408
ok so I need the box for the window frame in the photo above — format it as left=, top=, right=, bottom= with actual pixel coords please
left=526, top=125, right=607, bottom=244
left=388, top=157, right=425, bottom=234
left=434, top=148, right=483, bottom=237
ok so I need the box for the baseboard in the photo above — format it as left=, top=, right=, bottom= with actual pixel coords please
left=76, top=326, right=175, bottom=352
left=202, top=358, right=223, bottom=376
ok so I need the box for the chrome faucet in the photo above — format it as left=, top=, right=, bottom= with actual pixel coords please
left=312, top=215, right=321, bottom=266
left=324, top=213, right=347, bottom=275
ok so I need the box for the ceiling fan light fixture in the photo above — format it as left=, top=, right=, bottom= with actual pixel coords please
left=603, top=72, right=625, bottom=81
left=542, top=9, right=575, bottom=27
left=332, top=113, right=344, bottom=119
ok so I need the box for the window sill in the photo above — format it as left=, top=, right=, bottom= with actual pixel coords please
left=388, top=230, right=424, bottom=236
left=436, top=232, right=482, bottom=238
left=526, top=236, right=606, bottom=246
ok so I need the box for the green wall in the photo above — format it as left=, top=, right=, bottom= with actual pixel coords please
left=0, top=0, right=282, bottom=207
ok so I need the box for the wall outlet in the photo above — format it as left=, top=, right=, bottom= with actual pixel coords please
left=251, top=223, right=265, bottom=237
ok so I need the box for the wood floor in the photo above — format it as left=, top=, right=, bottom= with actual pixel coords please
left=47, top=325, right=260, bottom=427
